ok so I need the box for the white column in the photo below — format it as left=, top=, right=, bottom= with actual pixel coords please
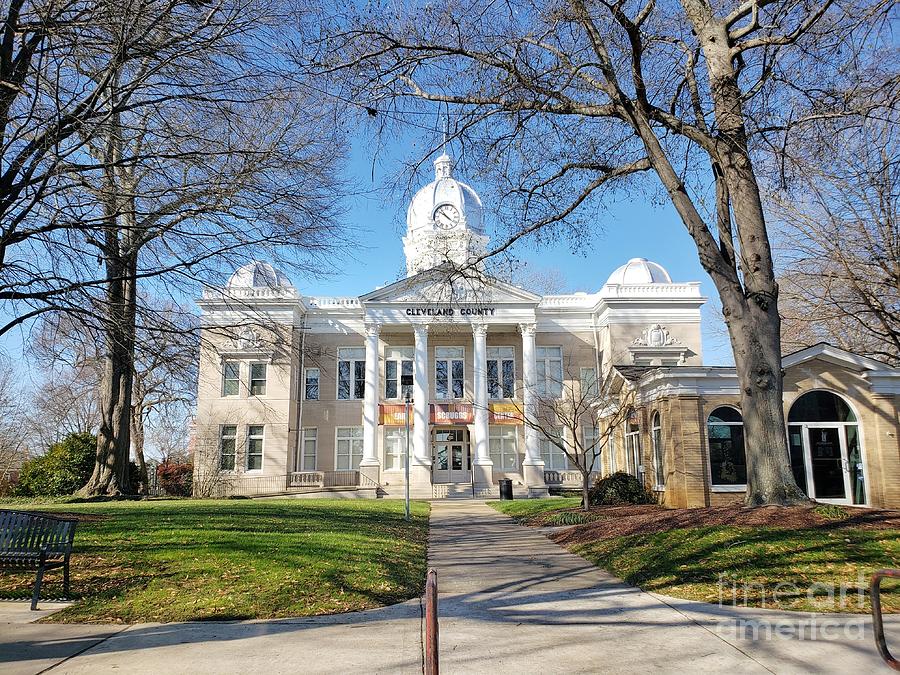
left=520, top=322, right=547, bottom=495
left=412, top=324, right=430, bottom=466
left=361, top=322, right=381, bottom=471
left=472, top=324, right=492, bottom=481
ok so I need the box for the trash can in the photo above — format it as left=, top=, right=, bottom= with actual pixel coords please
left=499, top=478, right=513, bottom=501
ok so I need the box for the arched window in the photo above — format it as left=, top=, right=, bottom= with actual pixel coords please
left=707, top=407, right=746, bottom=488
left=651, top=412, right=665, bottom=487
left=788, top=391, right=865, bottom=505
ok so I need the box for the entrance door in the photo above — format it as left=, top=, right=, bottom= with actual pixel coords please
left=432, top=429, right=471, bottom=483
left=803, top=425, right=851, bottom=504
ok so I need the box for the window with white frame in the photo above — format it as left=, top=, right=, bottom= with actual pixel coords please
left=249, top=363, right=267, bottom=396
left=582, top=425, right=600, bottom=471
left=336, top=426, right=363, bottom=470
left=487, top=347, right=515, bottom=399
left=540, top=427, right=568, bottom=470
left=304, top=368, right=319, bottom=400
left=384, top=427, right=407, bottom=470
left=651, top=412, right=665, bottom=487
left=246, top=425, right=264, bottom=470
left=385, top=347, right=414, bottom=400
left=607, top=434, right=617, bottom=474
left=489, top=426, right=518, bottom=470
left=300, top=428, right=317, bottom=470
left=220, top=425, right=237, bottom=470
left=535, top=346, right=563, bottom=397
left=625, top=423, right=641, bottom=479
left=337, top=347, right=366, bottom=400
left=222, top=361, right=240, bottom=397
left=435, top=346, right=464, bottom=399
left=580, top=367, right=598, bottom=397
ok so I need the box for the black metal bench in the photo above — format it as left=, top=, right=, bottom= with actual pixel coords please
left=0, top=509, right=77, bottom=610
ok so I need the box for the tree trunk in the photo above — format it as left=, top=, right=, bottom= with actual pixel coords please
left=130, top=404, right=149, bottom=495
left=582, top=471, right=591, bottom=512
left=80, top=252, right=137, bottom=497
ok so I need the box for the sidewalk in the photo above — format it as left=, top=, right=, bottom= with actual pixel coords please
left=1, top=499, right=894, bottom=673
left=427, top=500, right=890, bottom=674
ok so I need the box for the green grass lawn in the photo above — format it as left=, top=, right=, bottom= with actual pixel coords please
left=490, top=499, right=900, bottom=613
left=0, top=499, right=430, bottom=623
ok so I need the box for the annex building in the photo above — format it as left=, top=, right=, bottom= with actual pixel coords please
left=193, top=153, right=900, bottom=507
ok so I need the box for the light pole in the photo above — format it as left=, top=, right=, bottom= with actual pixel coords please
left=402, top=373, right=414, bottom=522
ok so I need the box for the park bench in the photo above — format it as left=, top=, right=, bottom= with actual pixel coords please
left=0, top=509, right=77, bottom=610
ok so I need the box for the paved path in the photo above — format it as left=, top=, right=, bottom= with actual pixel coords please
left=428, top=500, right=889, bottom=674
left=1, top=500, right=893, bottom=673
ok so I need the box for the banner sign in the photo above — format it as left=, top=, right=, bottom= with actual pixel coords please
left=379, top=404, right=411, bottom=426
left=489, top=403, right=522, bottom=425
left=430, top=403, right=474, bottom=424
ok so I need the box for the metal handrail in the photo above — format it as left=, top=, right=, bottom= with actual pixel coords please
left=872, top=569, right=900, bottom=670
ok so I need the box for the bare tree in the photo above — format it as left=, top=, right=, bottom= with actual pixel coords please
left=130, top=303, right=198, bottom=493
left=516, top=359, right=634, bottom=511
left=0, top=356, right=30, bottom=481
left=299, top=0, right=896, bottom=504
left=0, top=0, right=348, bottom=496
left=772, top=121, right=899, bottom=364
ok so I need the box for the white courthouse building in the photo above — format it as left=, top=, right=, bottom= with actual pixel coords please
left=193, top=153, right=900, bottom=507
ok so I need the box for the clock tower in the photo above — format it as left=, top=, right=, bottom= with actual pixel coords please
left=403, top=152, right=489, bottom=276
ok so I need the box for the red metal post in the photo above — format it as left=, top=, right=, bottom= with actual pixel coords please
left=425, top=568, right=439, bottom=675
left=872, top=569, right=900, bottom=670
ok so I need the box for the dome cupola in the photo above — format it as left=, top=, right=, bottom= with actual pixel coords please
left=226, top=260, right=293, bottom=290
left=406, top=153, right=484, bottom=235
left=604, top=258, right=672, bottom=286
left=403, top=152, right=489, bottom=276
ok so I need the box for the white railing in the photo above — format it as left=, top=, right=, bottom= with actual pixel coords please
left=544, top=470, right=598, bottom=487
left=306, top=296, right=361, bottom=308
left=288, top=471, right=325, bottom=488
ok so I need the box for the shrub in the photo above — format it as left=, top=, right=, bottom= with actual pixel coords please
left=157, top=461, right=193, bottom=497
left=589, top=471, right=656, bottom=506
left=544, top=511, right=593, bottom=526
left=14, top=432, right=96, bottom=497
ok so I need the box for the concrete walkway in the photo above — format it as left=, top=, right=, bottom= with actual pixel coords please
left=1, top=500, right=893, bottom=673
left=428, top=500, right=889, bottom=673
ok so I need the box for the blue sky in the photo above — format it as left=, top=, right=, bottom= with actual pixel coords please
left=301, top=132, right=734, bottom=366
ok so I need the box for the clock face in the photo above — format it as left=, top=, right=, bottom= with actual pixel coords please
left=433, top=204, right=461, bottom=230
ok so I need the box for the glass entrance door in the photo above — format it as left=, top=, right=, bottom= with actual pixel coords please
left=432, top=429, right=471, bottom=483
left=803, top=425, right=851, bottom=504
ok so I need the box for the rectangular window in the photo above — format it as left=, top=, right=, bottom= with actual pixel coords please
left=489, top=426, right=518, bottom=470
left=536, top=346, right=563, bottom=397
left=336, top=426, right=363, bottom=470
left=301, top=428, right=317, bottom=470
left=384, top=427, right=408, bottom=470
left=222, top=362, right=239, bottom=397
left=249, top=363, right=267, bottom=396
left=540, top=427, right=568, bottom=470
left=304, top=368, right=319, bottom=400
left=435, top=347, right=464, bottom=400
left=580, top=367, right=598, bottom=398
left=247, top=425, right=264, bottom=471
left=626, top=425, right=641, bottom=479
left=220, top=425, right=236, bottom=470
left=487, top=347, right=516, bottom=399
left=385, top=347, right=414, bottom=400
left=337, top=347, right=366, bottom=400
left=582, top=425, right=600, bottom=472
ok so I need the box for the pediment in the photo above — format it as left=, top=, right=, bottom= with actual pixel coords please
left=360, top=268, right=542, bottom=305
left=781, top=342, right=894, bottom=372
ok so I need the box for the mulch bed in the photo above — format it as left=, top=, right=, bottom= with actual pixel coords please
left=551, top=504, right=900, bottom=547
